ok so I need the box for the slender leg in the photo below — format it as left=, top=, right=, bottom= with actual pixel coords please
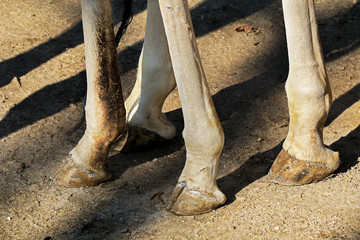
left=54, top=0, right=126, bottom=187
left=158, top=0, right=226, bottom=215
left=119, top=0, right=176, bottom=150
left=268, top=0, right=339, bottom=185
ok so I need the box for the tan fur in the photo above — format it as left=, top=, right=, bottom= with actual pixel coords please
left=56, top=0, right=340, bottom=214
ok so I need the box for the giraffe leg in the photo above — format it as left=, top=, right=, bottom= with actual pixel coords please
left=54, top=0, right=126, bottom=187
left=113, top=0, right=176, bottom=151
left=158, top=0, right=226, bottom=215
left=268, top=0, right=339, bottom=185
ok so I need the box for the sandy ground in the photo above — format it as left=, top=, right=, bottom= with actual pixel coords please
left=0, top=0, right=359, bottom=239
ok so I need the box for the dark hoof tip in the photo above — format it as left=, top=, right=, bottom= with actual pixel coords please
left=113, top=124, right=171, bottom=152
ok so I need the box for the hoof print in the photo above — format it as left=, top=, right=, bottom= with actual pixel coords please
left=166, top=182, right=225, bottom=216
left=268, top=149, right=339, bottom=186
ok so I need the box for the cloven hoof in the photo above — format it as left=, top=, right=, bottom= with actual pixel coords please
left=112, top=124, right=171, bottom=152
left=268, top=149, right=339, bottom=186
left=53, top=155, right=112, bottom=187
left=166, top=181, right=226, bottom=216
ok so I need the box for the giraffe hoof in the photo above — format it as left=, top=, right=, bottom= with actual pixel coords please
left=53, top=155, right=112, bottom=187
left=166, top=181, right=226, bottom=216
left=268, top=149, right=339, bottom=186
left=112, top=124, right=171, bottom=152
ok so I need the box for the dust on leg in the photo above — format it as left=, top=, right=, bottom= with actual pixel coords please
left=268, top=90, right=339, bottom=185
left=159, top=0, right=226, bottom=215
left=268, top=0, right=340, bottom=185
left=54, top=129, right=121, bottom=187
left=54, top=0, right=126, bottom=187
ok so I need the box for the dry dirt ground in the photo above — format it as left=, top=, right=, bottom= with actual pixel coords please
left=1, top=0, right=360, bottom=239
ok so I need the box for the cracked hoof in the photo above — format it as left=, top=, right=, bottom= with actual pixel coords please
left=268, top=149, right=339, bottom=186
left=113, top=124, right=171, bottom=152
left=53, top=155, right=111, bottom=187
left=166, top=182, right=226, bottom=215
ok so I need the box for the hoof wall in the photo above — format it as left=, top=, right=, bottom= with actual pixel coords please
left=53, top=156, right=111, bottom=187
left=268, top=149, right=339, bottom=186
left=113, top=124, right=170, bottom=152
left=166, top=182, right=226, bottom=216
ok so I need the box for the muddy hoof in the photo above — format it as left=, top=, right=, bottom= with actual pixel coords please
left=268, top=149, right=339, bottom=186
left=166, top=182, right=226, bottom=216
left=53, top=155, right=111, bottom=187
left=112, top=124, right=171, bottom=152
